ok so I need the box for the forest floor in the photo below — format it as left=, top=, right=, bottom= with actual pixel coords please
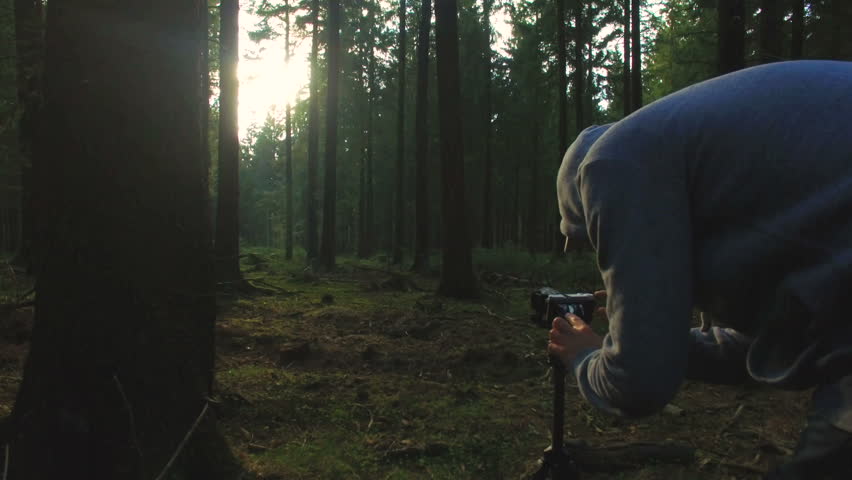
left=0, top=248, right=810, bottom=479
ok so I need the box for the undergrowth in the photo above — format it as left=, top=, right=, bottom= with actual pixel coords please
left=213, top=247, right=808, bottom=479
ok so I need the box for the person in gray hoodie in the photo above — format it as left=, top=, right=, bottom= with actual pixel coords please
left=548, top=60, right=852, bottom=479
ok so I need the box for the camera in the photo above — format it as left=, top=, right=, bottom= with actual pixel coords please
left=530, top=287, right=595, bottom=329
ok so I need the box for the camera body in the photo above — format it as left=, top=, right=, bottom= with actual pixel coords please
left=530, top=287, right=595, bottom=329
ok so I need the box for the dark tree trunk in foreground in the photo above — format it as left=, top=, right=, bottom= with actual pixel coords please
left=630, top=0, right=642, bottom=112
left=623, top=0, right=632, bottom=118
left=481, top=0, right=494, bottom=249
left=392, top=0, right=407, bottom=265
left=791, top=0, right=804, bottom=59
left=574, top=0, right=586, bottom=130
left=319, top=0, right=341, bottom=270
left=412, top=0, right=431, bottom=271
left=215, top=0, right=241, bottom=283
left=718, top=0, right=745, bottom=75
left=305, top=0, right=321, bottom=261
left=9, top=1, right=237, bottom=478
left=13, top=0, right=45, bottom=271
left=758, top=0, right=783, bottom=63
left=435, top=0, right=477, bottom=298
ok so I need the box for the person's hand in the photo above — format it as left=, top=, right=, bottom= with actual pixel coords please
left=547, top=289, right=608, bottom=367
left=548, top=313, right=603, bottom=367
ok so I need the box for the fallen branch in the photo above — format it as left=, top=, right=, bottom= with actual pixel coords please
left=718, top=404, right=745, bottom=436
left=480, top=271, right=532, bottom=286
left=482, top=305, right=515, bottom=322
left=153, top=402, right=209, bottom=480
left=563, top=440, right=696, bottom=473
left=0, top=300, right=34, bottom=314
left=113, top=375, right=143, bottom=461
left=720, top=460, right=767, bottom=475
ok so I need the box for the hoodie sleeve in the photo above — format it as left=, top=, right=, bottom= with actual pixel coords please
left=572, top=150, right=694, bottom=418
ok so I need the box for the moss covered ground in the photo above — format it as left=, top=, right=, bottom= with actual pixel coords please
left=0, top=248, right=809, bottom=479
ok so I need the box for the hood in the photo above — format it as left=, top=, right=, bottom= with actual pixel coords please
left=557, top=123, right=613, bottom=247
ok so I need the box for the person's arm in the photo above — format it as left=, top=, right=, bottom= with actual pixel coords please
left=572, top=150, right=693, bottom=418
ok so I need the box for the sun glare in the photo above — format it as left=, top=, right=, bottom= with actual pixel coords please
left=238, top=9, right=311, bottom=139
left=235, top=5, right=514, bottom=139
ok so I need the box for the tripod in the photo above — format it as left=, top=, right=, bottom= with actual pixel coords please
left=529, top=356, right=579, bottom=480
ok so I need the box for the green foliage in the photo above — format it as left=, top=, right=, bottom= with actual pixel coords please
left=643, top=0, right=717, bottom=103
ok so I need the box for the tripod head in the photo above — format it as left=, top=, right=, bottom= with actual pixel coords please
left=530, top=287, right=596, bottom=329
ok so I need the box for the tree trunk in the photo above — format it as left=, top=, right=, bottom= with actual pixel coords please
left=284, top=1, right=294, bottom=260
left=526, top=116, right=540, bottom=253
left=481, top=0, right=494, bottom=249
left=412, top=0, right=432, bottom=271
left=556, top=0, right=568, bottom=154
left=435, top=0, right=478, bottom=298
left=362, top=7, right=377, bottom=258
left=305, top=0, right=321, bottom=262
left=791, top=0, right=804, bottom=59
left=201, top=0, right=211, bottom=221
left=215, top=0, right=241, bottom=284
left=623, top=0, right=632, bottom=117
left=366, top=106, right=374, bottom=256
left=574, top=0, right=585, bottom=131
left=392, top=0, right=407, bottom=265
left=319, top=0, right=341, bottom=270
left=758, top=0, right=783, bottom=63
left=630, top=0, right=642, bottom=112
left=513, top=159, right=520, bottom=246
left=13, top=0, right=45, bottom=272
left=358, top=140, right=368, bottom=257
left=9, top=1, right=238, bottom=478
left=717, top=0, right=745, bottom=75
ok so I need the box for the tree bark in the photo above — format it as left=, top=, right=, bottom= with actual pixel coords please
left=513, top=159, right=520, bottom=246
left=526, top=115, right=540, bottom=253
left=284, top=0, right=294, bottom=260
left=366, top=29, right=376, bottom=257
left=717, top=0, right=745, bottom=75
left=357, top=6, right=377, bottom=258
left=412, top=0, right=432, bottom=271
left=435, top=0, right=478, bottom=298
left=319, top=0, right=341, bottom=270
left=392, top=0, right=408, bottom=265
left=630, top=0, right=642, bottom=112
left=622, top=0, right=632, bottom=117
left=215, top=0, right=241, bottom=284
left=481, top=0, right=494, bottom=249
left=305, top=0, right=321, bottom=261
left=9, top=1, right=238, bottom=478
left=574, top=0, right=585, bottom=131
left=556, top=0, right=568, bottom=156
left=13, top=0, right=45, bottom=272
left=758, top=0, right=783, bottom=63
left=791, top=0, right=804, bottom=59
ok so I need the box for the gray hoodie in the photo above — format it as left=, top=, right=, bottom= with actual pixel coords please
left=557, top=60, right=852, bottom=430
